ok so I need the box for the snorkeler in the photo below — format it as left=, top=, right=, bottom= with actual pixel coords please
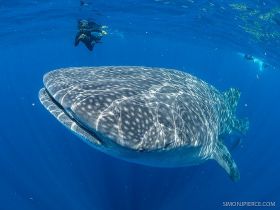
left=242, top=53, right=270, bottom=78
left=74, top=19, right=107, bottom=51
left=243, top=54, right=269, bottom=71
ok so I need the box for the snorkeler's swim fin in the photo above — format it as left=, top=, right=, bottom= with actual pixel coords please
left=74, top=34, right=80, bottom=46
left=85, top=42, right=94, bottom=51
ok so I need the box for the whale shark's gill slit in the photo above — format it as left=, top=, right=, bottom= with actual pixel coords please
left=45, top=88, right=105, bottom=145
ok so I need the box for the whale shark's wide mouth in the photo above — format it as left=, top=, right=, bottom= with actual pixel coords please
left=48, top=88, right=106, bottom=142
left=39, top=87, right=104, bottom=148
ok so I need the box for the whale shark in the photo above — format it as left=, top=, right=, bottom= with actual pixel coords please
left=39, top=66, right=249, bottom=181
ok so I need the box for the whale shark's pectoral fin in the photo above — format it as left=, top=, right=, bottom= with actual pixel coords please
left=212, top=141, right=240, bottom=182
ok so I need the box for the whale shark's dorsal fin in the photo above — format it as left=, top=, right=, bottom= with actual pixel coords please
left=224, top=88, right=240, bottom=113
left=212, top=141, right=240, bottom=182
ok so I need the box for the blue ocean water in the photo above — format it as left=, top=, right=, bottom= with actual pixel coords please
left=0, top=0, right=280, bottom=209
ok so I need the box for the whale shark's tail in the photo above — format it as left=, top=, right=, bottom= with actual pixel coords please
left=223, top=88, right=249, bottom=135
